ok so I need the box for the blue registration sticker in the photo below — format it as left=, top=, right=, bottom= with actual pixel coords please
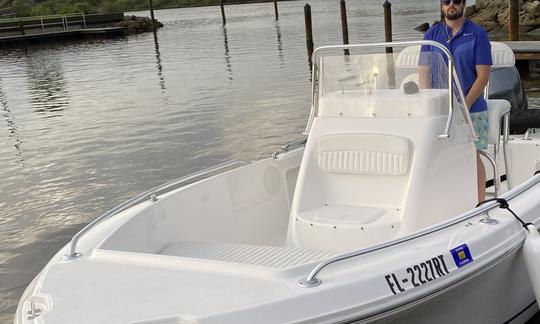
left=450, top=244, right=473, bottom=268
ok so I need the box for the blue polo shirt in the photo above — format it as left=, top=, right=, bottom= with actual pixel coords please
left=421, top=20, right=492, bottom=113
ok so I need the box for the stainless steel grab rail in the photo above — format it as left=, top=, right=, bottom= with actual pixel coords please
left=63, top=160, right=249, bottom=261
left=298, top=173, right=540, bottom=288
left=272, top=137, right=307, bottom=159
left=303, top=41, right=477, bottom=140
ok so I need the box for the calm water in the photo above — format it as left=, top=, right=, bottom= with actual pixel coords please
left=0, top=1, right=539, bottom=321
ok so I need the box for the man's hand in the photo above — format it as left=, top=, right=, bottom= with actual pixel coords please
left=465, top=65, right=491, bottom=109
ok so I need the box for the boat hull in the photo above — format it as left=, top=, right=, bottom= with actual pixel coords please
left=350, top=245, right=536, bottom=324
left=14, top=137, right=540, bottom=324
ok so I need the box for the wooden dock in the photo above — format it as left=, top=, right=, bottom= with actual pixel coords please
left=0, top=13, right=126, bottom=47
left=504, top=41, right=540, bottom=60
left=0, top=27, right=126, bottom=47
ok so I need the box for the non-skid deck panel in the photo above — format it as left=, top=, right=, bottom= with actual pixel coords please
left=159, top=241, right=335, bottom=268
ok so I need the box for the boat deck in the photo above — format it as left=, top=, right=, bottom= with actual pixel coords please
left=159, top=241, right=335, bottom=268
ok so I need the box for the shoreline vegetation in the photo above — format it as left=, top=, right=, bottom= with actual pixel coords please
left=1, top=0, right=291, bottom=18
left=2, top=0, right=539, bottom=39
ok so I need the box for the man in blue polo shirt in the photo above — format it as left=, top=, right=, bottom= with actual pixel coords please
left=420, top=0, right=492, bottom=202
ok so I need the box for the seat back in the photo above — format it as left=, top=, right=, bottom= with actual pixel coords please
left=396, top=42, right=515, bottom=69
left=485, top=42, right=515, bottom=145
left=486, top=99, right=511, bottom=145
left=318, top=133, right=412, bottom=175
left=490, top=42, right=515, bottom=69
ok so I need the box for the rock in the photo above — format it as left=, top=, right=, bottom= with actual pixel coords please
left=527, top=0, right=540, bottom=17
left=465, top=5, right=477, bottom=18
left=113, top=15, right=164, bottom=35
left=414, top=22, right=430, bottom=32
left=475, top=0, right=489, bottom=10
left=467, top=0, right=540, bottom=35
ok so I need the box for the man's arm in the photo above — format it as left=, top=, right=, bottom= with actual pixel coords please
left=418, top=65, right=431, bottom=89
left=465, top=65, right=490, bottom=109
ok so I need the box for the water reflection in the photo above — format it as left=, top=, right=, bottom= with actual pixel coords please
left=153, top=32, right=166, bottom=90
left=222, top=26, right=233, bottom=81
left=274, top=21, right=284, bottom=67
left=25, top=54, right=69, bottom=118
left=0, top=78, right=25, bottom=167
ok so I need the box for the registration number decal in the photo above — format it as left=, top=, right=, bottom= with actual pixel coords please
left=384, top=255, right=450, bottom=295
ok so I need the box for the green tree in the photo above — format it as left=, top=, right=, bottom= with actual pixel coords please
left=72, top=2, right=91, bottom=13
left=11, top=0, right=34, bottom=16
left=30, top=3, right=52, bottom=15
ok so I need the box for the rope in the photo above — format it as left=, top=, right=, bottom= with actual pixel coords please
left=476, top=198, right=534, bottom=230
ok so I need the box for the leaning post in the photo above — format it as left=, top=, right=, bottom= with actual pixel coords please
left=509, top=0, right=519, bottom=41
left=220, top=0, right=227, bottom=25
left=274, top=0, right=279, bottom=20
left=304, top=3, right=314, bottom=66
left=340, top=0, right=350, bottom=55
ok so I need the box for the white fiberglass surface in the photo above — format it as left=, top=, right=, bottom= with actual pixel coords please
left=317, top=49, right=453, bottom=119
left=97, top=153, right=312, bottom=263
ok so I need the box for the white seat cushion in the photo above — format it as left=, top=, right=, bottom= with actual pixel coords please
left=486, top=99, right=511, bottom=145
left=491, top=42, right=516, bottom=68
left=318, top=133, right=412, bottom=175
left=395, top=45, right=422, bottom=68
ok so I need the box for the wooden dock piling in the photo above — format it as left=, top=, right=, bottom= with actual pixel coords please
left=383, top=0, right=392, bottom=51
left=220, top=0, right=227, bottom=25
left=340, top=0, right=349, bottom=55
left=509, top=0, right=519, bottom=41
left=148, top=0, right=157, bottom=35
left=304, top=4, right=314, bottom=65
left=274, top=0, right=279, bottom=20
left=383, top=0, right=396, bottom=88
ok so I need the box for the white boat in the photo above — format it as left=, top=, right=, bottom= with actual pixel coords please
left=15, top=41, right=540, bottom=324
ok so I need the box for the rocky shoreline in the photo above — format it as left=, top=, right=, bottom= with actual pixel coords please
left=466, top=0, right=540, bottom=37
left=113, top=15, right=164, bottom=35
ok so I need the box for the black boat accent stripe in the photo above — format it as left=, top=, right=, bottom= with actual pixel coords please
left=486, top=174, right=508, bottom=188
left=503, top=300, right=537, bottom=324
left=535, top=170, right=540, bottom=176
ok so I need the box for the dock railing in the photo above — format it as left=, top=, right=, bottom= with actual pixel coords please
left=0, top=13, right=87, bottom=36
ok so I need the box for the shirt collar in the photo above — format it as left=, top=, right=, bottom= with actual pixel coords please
left=444, top=19, right=469, bottom=43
